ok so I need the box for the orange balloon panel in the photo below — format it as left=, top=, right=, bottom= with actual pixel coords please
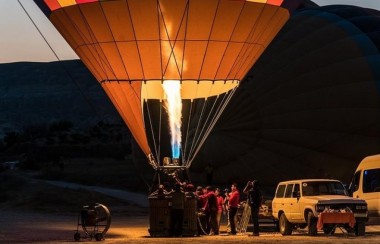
left=101, top=82, right=151, bottom=155
left=49, top=0, right=289, bottom=82
left=39, top=0, right=291, bottom=158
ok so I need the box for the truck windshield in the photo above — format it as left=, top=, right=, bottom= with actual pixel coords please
left=302, top=181, right=347, bottom=196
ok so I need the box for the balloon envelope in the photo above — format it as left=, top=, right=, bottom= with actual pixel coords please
left=34, top=0, right=296, bottom=167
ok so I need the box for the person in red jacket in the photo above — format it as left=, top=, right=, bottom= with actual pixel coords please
left=215, top=188, right=224, bottom=233
left=199, top=186, right=219, bottom=235
left=225, top=183, right=240, bottom=235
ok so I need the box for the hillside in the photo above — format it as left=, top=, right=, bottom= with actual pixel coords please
left=0, top=60, right=118, bottom=137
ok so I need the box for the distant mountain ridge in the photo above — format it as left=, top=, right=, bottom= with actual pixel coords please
left=0, top=60, right=119, bottom=136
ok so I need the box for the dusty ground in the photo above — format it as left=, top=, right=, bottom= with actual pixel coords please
left=2, top=170, right=380, bottom=243
left=1, top=209, right=380, bottom=244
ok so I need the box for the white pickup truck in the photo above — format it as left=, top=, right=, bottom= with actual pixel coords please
left=271, top=179, right=368, bottom=236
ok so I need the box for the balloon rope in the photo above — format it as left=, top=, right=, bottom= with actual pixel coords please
left=144, top=98, right=160, bottom=167
left=98, top=2, right=131, bottom=81
left=185, top=1, right=222, bottom=165
left=180, top=1, right=190, bottom=165
left=158, top=0, right=187, bottom=78
left=16, top=0, right=102, bottom=120
left=125, top=0, right=147, bottom=81
left=187, top=86, right=238, bottom=166
left=212, top=1, right=246, bottom=81
left=186, top=97, right=209, bottom=166
left=156, top=0, right=163, bottom=166
left=74, top=3, right=117, bottom=83
left=182, top=99, right=193, bottom=165
left=187, top=93, right=220, bottom=166
left=158, top=99, right=162, bottom=165
left=56, top=3, right=106, bottom=80
left=229, top=6, right=280, bottom=80
left=224, top=2, right=265, bottom=80
left=196, top=1, right=221, bottom=80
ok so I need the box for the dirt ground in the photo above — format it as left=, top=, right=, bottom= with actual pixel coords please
left=1, top=209, right=380, bottom=244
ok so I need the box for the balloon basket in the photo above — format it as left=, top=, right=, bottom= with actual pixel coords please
left=148, top=196, right=198, bottom=237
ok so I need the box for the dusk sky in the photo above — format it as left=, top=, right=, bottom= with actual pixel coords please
left=1, top=0, right=380, bottom=63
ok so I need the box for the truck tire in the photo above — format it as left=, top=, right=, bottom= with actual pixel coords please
left=307, top=212, right=317, bottom=236
left=279, top=213, right=293, bottom=235
left=355, top=221, right=366, bottom=236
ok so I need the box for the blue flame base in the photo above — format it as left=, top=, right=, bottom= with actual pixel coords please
left=172, top=144, right=181, bottom=160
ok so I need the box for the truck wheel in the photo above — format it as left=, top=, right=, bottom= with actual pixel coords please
left=279, top=213, right=293, bottom=235
left=307, top=212, right=317, bottom=236
left=355, top=221, right=366, bottom=236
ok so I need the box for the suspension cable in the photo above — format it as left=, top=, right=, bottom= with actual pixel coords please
left=144, top=97, right=160, bottom=167
left=17, top=0, right=102, bottom=121
left=188, top=86, right=238, bottom=166
left=186, top=95, right=209, bottom=165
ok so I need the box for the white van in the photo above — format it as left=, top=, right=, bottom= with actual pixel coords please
left=349, top=155, right=380, bottom=224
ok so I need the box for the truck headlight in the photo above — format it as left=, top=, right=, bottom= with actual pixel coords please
left=356, top=205, right=367, bottom=210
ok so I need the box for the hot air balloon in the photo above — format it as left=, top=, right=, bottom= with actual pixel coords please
left=33, top=0, right=300, bottom=181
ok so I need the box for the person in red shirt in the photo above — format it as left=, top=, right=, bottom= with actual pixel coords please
left=199, top=186, right=219, bottom=235
left=226, top=183, right=240, bottom=235
left=215, top=188, right=224, bottom=233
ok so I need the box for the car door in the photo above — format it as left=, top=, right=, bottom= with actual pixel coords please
left=289, top=183, right=302, bottom=221
left=355, top=169, right=380, bottom=218
left=273, top=184, right=286, bottom=218
left=284, top=184, right=297, bottom=220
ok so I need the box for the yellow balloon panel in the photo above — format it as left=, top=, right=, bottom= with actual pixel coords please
left=59, top=0, right=76, bottom=7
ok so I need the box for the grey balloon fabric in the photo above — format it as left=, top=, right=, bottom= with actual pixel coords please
left=191, top=5, right=380, bottom=186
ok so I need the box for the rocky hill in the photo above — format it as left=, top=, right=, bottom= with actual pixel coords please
left=0, top=60, right=119, bottom=137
